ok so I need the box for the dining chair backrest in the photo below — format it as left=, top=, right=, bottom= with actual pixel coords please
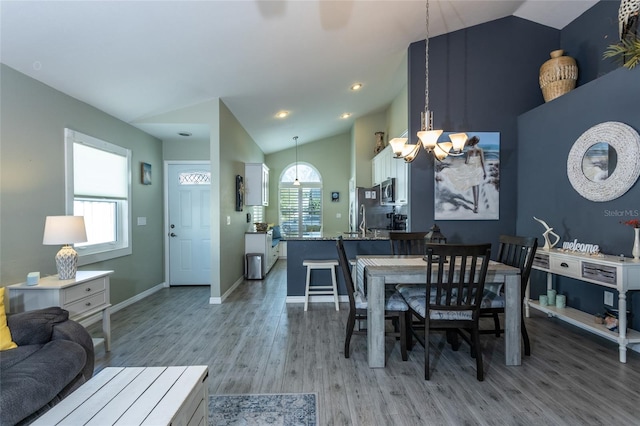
left=424, top=243, right=492, bottom=316
left=389, top=231, right=428, bottom=255
left=336, top=236, right=356, bottom=311
left=495, top=235, right=538, bottom=290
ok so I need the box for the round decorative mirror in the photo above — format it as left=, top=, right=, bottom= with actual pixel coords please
left=567, top=122, right=640, bottom=202
left=581, top=142, right=617, bottom=182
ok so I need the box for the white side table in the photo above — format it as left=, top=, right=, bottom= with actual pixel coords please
left=8, top=270, right=113, bottom=351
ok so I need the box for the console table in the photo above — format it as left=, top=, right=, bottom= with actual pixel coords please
left=526, top=249, right=640, bottom=363
left=8, top=270, right=113, bottom=351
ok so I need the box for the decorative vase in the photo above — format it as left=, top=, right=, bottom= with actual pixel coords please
left=633, top=228, right=640, bottom=260
left=539, top=49, right=578, bottom=102
left=374, top=131, right=385, bottom=155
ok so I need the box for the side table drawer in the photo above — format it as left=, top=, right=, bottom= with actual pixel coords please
left=63, top=277, right=107, bottom=304
left=64, top=291, right=106, bottom=317
left=549, top=257, right=581, bottom=279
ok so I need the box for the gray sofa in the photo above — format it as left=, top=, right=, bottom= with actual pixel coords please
left=0, top=307, right=94, bottom=426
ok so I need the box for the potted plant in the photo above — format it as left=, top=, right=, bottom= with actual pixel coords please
left=603, top=37, right=640, bottom=69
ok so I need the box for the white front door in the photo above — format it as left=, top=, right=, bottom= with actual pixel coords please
left=167, top=163, right=211, bottom=285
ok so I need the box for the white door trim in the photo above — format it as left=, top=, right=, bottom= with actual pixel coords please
left=163, top=160, right=212, bottom=287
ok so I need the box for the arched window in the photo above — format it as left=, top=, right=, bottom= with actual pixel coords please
left=279, top=163, right=322, bottom=238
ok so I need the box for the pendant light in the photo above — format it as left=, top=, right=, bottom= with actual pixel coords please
left=390, top=0, right=467, bottom=163
left=293, top=136, right=301, bottom=186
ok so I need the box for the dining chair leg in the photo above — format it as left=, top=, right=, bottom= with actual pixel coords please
left=424, top=318, right=431, bottom=380
left=492, top=313, right=501, bottom=337
left=344, top=313, right=356, bottom=359
left=472, top=328, right=484, bottom=381
left=522, top=317, right=531, bottom=356
left=404, top=311, right=413, bottom=351
left=399, top=312, right=408, bottom=361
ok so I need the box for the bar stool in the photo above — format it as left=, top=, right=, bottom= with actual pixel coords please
left=303, top=259, right=340, bottom=311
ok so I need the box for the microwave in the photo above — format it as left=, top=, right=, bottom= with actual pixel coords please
left=380, top=178, right=395, bottom=204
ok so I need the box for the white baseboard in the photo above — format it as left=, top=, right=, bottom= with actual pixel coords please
left=209, top=276, right=244, bottom=305
left=286, top=295, right=348, bottom=304
left=78, top=282, right=166, bottom=328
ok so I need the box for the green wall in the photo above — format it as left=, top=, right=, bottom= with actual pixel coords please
left=353, top=110, right=388, bottom=188
left=265, top=133, right=351, bottom=235
left=0, top=64, right=164, bottom=305
left=218, top=102, right=264, bottom=295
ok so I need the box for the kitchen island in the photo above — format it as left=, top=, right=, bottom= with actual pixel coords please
left=286, top=233, right=391, bottom=302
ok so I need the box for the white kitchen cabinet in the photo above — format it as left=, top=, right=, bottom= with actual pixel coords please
left=245, top=163, right=269, bottom=206
left=371, top=145, right=408, bottom=205
left=245, top=230, right=280, bottom=276
left=392, top=156, right=408, bottom=204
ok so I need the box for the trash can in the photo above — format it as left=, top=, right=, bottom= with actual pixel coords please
left=246, top=253, right=264, bottom=280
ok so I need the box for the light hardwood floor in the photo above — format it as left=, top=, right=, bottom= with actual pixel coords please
left=91, top=260, right=640, bottom=425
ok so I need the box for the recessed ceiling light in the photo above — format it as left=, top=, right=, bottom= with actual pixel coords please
left=178, top=131, right=192, bottom=137
left=340, top=113, right=352, bottom=119
left=276, top=111, right=289, bottom=119
left=350, top=83, right=363, bottom=91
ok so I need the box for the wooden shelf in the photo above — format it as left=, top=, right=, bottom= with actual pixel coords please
left=528, top=300, right=640, bottom=343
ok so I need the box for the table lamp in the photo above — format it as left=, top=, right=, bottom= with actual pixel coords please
left=42, top=215, right=87, bottom=280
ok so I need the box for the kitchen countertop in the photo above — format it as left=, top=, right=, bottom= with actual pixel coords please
left=285, top=231, right=390, bottom=241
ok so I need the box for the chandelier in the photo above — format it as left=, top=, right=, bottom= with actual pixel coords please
left=389, top=0, right=467, bottom=163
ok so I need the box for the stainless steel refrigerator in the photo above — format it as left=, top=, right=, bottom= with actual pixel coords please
left=349, top=186, right=392, bottom=233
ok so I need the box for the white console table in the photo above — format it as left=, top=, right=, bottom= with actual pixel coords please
left=8, top=271, right=113, bottom=352
left=526, top=249, right=640, bottom=363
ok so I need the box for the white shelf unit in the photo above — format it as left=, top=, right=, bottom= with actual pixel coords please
left=527, top=249, right=640, bottom=363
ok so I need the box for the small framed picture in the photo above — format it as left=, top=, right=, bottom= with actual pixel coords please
left=331, top=191, right=340, bottom=202
left=141, top=162, right=152, bottom=185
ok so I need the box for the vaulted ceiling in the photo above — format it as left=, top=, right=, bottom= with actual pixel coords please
left=0, top=1, right=598, bottom=153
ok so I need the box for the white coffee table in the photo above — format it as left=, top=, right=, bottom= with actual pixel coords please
left=31, top=366, right=209, bottom=425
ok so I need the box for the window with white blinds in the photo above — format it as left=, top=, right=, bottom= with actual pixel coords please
left=279, top=163, right=322, bottom=238
left=65, top=128, right=132, bottom=264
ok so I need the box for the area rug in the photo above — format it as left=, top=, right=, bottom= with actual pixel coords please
left=209, top=393, right=318, bottom=425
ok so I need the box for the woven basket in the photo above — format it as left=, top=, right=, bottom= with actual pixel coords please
left=254, top=222, right=268, bottom=232
left=539, top=49, right=578, bottom=102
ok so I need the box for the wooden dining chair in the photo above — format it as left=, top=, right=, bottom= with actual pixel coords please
left=336, top=236, right=410, bottom=361
left=403, top=243, right=492, bottom=381
left=389, top=231, right=428, bottom=255
left=480, top=235, right=538, bottom=356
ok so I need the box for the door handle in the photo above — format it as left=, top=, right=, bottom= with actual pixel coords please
left=170, top=233, right=177, bottom=237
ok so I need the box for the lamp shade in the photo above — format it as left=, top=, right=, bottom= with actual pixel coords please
left=43, top=216, right=88, bottom=245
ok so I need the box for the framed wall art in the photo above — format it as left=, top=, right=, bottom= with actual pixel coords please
left=236, top=175, right=244, bottom=211
left=434, top=132, right=500, bottom=220
left=141, top=162, right=152, bottom=185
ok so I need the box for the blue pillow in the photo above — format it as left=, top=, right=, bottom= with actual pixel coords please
left=272, top=225, right=282, bottom=239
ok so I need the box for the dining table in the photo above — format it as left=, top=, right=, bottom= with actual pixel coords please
left=356, top=255, right=522, bottom=368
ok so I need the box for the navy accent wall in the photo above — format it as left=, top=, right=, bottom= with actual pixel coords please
left=408, top=16, right=558, bottom=250
left=518, top=65, right=640, bottom=329
left=408, top=0, right=640, bottom=330
left=518, top=0, right=640, bottom=330
left=561, top=0, right=620, bottom=85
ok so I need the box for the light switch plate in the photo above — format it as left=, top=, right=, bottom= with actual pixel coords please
left=604, top=291, right=614, bottom=306
left=226, top=216, right=231, bottom=225
left=137, top=217, right=147, bottom=226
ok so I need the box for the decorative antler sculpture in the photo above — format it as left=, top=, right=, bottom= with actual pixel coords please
left=533, top=216, right=561, bottom=250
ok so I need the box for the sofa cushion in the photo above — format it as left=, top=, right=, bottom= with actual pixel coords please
left=0, top=344, right=43, bottom=372
left=0, top=288, right=17, bottom=351
left=7, top=307, right=69, bottom=346
left=0, top=339, right=86, bottom=426
left=271, top=225, right=282, bottom=239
